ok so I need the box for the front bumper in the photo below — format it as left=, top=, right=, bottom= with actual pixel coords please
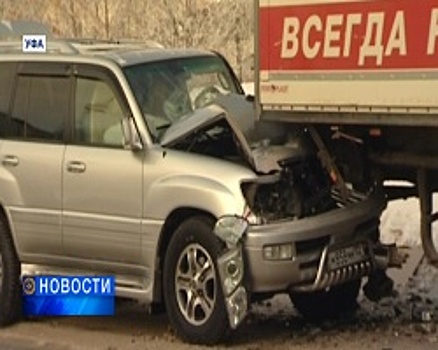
left=243, top=189, right=386, bottom=293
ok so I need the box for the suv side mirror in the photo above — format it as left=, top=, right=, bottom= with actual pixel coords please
left=122, top=116, right=143, bottom=151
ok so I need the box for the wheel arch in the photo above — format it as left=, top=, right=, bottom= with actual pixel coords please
left=152, top=207, right=216, bottom=304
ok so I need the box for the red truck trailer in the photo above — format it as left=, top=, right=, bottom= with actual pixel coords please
left=256, top=0, right=438, bottom=265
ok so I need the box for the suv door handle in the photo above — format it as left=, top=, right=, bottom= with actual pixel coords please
left=2, top=155, right=19, bottom=167
left=66, top=161, right=86, bottom=173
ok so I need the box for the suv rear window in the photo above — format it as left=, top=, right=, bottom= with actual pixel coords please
left=10, top=75, right=69, bottom=141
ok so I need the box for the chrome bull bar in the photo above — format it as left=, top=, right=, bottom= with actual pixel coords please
left=291, top=241, right=404, bottom=293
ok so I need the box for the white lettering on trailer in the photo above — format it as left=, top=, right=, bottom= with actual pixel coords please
left=323, top=14, right=343, bottom=57
left=343, top=14, right=362, bottom=57
left=281, top=11, right=410, bottom=65
left=281, top=17, right=300, bottom=58
left=427, top=8, right=438, bottom=55
left=359, top=13, right=385, bottom=66
left=303, top=15, right=322, bottom=58
left=384, top=11, right=407, bottom=57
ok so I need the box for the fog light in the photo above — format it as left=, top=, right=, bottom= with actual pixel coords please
left=263, top=244, right=294, bottom=260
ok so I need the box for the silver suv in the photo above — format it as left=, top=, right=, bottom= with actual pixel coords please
left=0, top=37, right=394, bottom=344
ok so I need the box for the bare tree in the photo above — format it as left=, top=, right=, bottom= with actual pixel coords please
left=0, top=0, right=255, bottom=80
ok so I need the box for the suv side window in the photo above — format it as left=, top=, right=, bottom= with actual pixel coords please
left=74, top=77, right=125, bottom=147
left=10, top=75, right=69, bottom=141
left=0, top=63, right=16, bottom=138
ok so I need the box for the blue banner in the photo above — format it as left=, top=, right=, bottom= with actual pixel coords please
left=22, top=275, right=115, bottom=316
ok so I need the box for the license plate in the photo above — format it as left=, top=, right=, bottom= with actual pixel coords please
left=328, top=244, right=367, bottom=271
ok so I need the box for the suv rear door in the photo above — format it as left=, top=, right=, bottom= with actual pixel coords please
left=62, top=64, right=143, bottom=273
left=0, top=62, right=70, bottom=258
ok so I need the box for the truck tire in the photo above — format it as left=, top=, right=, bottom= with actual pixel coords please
left=289, top=279, right=361, bottom=322
left=0, top=217, right=21, bottom=326
left=163, top=216, right=230, bottom=345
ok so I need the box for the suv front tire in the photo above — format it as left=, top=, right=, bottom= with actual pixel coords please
left=163, top=216, right=229, bottom=344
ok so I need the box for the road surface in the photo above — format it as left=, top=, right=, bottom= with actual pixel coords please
left=0, top=247, right=437, bottom=350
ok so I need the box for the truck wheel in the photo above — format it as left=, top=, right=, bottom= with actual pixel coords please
left=0, top=217, right=21, bottom=326
left=289, top=279, right=361, bottom=322
left=163, top=216, right=230, bottom=345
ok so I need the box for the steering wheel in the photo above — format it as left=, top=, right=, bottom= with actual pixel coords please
left=194, top=86, right=221, bottom=109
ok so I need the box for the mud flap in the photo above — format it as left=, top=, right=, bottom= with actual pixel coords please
left=363, top=244, right=407, bottom=301
left=363, top=270, right=395, bottom=301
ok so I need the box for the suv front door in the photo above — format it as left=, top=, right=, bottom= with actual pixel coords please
left=62, top=65, right=143, bottom=274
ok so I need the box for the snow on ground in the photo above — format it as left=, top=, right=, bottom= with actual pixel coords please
left=380, top=182, right=438, bottom=248
left=380, top=196, right=424, bottom=247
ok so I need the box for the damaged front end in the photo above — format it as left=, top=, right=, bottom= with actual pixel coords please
left=160, top=95, right=347, bottom=223
left=160, top=97, right=369, bottom=226
left=161, top=94, right=405, bottom=320
left=241, top=154, right=337, bottom=223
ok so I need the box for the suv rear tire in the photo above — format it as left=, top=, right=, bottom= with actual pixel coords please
left=0, top=217, right=21, bottom=326
left=163, top=216, right=229, bottom=345
left=289, top=279, right=361, bottom=322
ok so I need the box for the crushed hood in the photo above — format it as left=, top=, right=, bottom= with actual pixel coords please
left=160, top=94, right=311, bottom=173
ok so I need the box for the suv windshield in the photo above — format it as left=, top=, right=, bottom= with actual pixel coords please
left=124, top=55, right=241, bottom=141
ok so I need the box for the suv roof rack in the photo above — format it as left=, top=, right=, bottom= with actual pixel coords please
left=67, top=38, right=164, bottom=53
left=0, top=22, right=164, bottom=55
left=0, top=39, right=79, bottom=54
left=0, top=38, right=163, bottom=55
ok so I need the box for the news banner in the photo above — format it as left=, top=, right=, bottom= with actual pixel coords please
left=22, top=275, right=115, bottom=316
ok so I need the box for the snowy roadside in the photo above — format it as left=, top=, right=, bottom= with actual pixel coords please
left=379, top=187, right=438, bottom=247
